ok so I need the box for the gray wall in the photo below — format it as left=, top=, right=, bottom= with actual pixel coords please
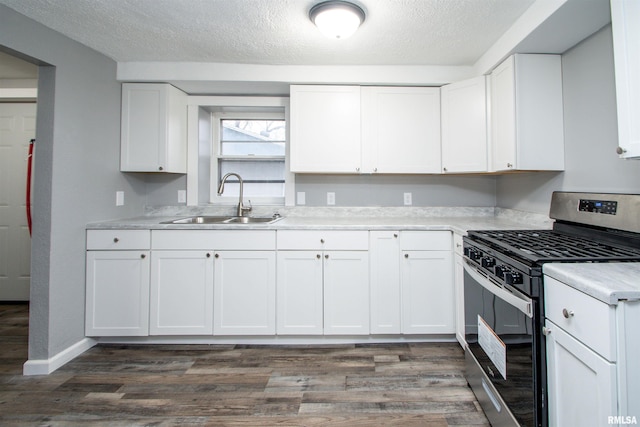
left=496, top=25, right=640, bottom=214
left=295, top=174, right=497, bottom=207
left=1, top=5, right=147, bottom=360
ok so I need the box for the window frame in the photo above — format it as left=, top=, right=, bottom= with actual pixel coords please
left=210, top=111, right=288, bottom=206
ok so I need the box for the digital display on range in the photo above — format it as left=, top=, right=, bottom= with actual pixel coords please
left=578, top=199, right=618, bottom=215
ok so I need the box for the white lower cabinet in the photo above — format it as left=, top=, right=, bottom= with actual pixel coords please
left=400, top=231, right=454, bottom=334
left=276, top=251, right=324, bottom=335
left=276, top=230, right=370, bottom=335
left=323, top=251, right=369, bottom=335
left=214, top=251, right=276, bottom=335
left=276, top=250, right=369, bottom=335
left=452, top=233, right=465, bottom=347
left=85, top=230, right=151, bottom=336
left=369, top=231, right=401, bottom=334
left=85, top=250, right=150, bottom=336
left=544, top=275, right=640, bottom=426
left=150, top=250, right=213, bottom=335
left=545, top=318, right=617, bottom=427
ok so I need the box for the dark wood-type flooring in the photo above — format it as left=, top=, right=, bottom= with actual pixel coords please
left=0, top=304, right=489, bottom=426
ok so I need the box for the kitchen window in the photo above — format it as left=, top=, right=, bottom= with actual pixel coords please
left=211, top=112, right=287, bottom=205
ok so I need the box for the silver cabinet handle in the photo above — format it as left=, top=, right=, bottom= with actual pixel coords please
left=140, top=254, right=146, bottom=259
left=320, top=239, right=325, bottom=244
left=542, top=326, right=552, bottom=336
left=113, top=237, right=119, bottom=243
left=507, top=163, right=513, bottom=168
left=404, top=253, right=409, bottom=258
left=325, top=254, right=329, bottom=259
left=562, top=308, right=574, bottom=319
left=617, top=146, right=627, bottom=155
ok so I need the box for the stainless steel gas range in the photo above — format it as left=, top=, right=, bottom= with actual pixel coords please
left=462, top=192, right=640, bottom=427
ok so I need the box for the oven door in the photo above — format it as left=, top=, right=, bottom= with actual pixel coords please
left=463, top=257, right=538, bottom=427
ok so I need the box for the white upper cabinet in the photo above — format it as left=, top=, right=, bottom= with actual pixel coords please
left=290, top=85, right=362, bottom=173
left=440, top=76, right=488, bottom=173
left=490, top=54, right=565, bottom=172
left=611, top=0, right=640, bottom=159
left=120, top=83, right=188, bottom=173
left=290, top=85, right=441, bottom=174
left=361, top=86, right=441, bottom=173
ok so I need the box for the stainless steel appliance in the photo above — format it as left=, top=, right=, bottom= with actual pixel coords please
left=463, top=192, right=640, bottom=427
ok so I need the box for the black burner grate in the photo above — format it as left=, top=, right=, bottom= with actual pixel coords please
left=469, top=230, right=640, bottom=263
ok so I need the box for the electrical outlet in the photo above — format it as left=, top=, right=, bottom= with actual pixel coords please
left=404, top=192, right=412, bottom=206
left=116, top=191, right=124, bottom=206
left=178, top=190, right=186, bottom=203
left=297, top=191, right=306, bottom=205
left=327, top=192, right=336, bottom=206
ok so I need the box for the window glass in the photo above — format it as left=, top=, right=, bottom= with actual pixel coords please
left=216, top=119, right=286, bottom=201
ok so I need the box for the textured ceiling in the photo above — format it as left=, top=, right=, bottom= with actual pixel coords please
left=0, top=0, right=537, bottom=66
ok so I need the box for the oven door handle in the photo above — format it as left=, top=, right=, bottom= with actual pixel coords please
left=463, top=259, right=533, bottom=318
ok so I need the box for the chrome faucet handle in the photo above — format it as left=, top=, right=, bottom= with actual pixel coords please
left=241, top=199, right=252, bottom=213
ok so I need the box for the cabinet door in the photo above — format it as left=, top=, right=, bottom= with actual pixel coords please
left=490, top=55, right=564, bottom=171
left=214, top=251, right=276, bottom=335
left=546, top=319, right=617, bottom=427
left=85, top=251, right=150, bottom=336
left=441, top=76, right=488, bottom=173
left=401, top=250, right=454, bottom=334
left=290, top=85, right=361, bottom=173
left=369, top=231, right=401, bottom=334
left=276, top=251, right=324, bottom=335
left=490, top=56, right=517, bottom=171
left=120, top=83, right=187, bottom=173
left=611, top=0, right=640, bottom=159
left=453, top=253, right=465, bottom=346
left=150, top=250, right=213, bottom=335
left=361, top=86, right=441, bottom=173
left=323, top=251, right=369, bottom=335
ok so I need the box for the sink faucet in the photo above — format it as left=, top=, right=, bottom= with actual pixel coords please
left=218, top=172, right=252, bottom=217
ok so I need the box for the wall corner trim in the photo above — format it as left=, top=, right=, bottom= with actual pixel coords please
left=22, top=338, right=97, bottom=376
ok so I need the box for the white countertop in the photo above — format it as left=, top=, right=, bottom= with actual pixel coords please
left=87, top=212, right=549, bottom=235
left=544, top=263, right=640, bottom=305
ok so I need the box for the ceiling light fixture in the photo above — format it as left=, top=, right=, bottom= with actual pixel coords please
left=309, top=1, right=366, bottom=40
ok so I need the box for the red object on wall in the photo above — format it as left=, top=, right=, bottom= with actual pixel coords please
left=26, top=139, right=35, bottom=236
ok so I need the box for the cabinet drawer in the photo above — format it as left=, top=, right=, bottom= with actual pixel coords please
left=87, top=229, right=150, bottom=250
left=545, top=276, right=616, bottom=361
left=453, top=233, right=464, bottom=256
left=152, top=230, right=276, bottom=250
left=400, top=231, right=451, bottom=251
left=277, top=230, right=368, bottom=250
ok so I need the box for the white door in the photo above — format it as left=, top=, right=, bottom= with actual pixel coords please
left=0, top=103, right=36, bottom=301
left=361, top=86, right=441, bottom=173
left=323, top=251, right=369, bottom=335
left=214, top=251, right=276, bottom=335
left=276, top=251, right=324, bottom=335
left=369, top=231, right=401, bottom=334
left=150, top=250, right=214, bottom=335
left=546, top=320, right=617, bottom=427
left=290, top=85, right=361, bottom=173
left=401, top=250, right=454, bottom=334
left=85, top=250, right=150, bottom=336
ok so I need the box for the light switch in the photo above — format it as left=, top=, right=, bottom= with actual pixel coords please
left=116, top=191, right=124, bottom=206
left=404, top=192, right=412, bottom=206
left=178, top=190, right=186, bottom=203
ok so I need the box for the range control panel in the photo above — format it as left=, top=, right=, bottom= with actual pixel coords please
left=579, top=199, right=618, bottom=215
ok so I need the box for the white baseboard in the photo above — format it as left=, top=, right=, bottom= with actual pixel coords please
left=23, top=338, right=97, bottom=376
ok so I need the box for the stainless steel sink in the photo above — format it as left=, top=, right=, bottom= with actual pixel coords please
left=161, top=215, right=282, bottom=225
left=161, top=216, right=230, bottom=224
left=223, top=216, right=281, bottom=224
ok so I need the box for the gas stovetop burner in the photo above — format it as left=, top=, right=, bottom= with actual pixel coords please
left=468, top=229, right=640, bottom=264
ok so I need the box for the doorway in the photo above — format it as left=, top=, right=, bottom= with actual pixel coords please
left=0, top=51, right=38, bottom=301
